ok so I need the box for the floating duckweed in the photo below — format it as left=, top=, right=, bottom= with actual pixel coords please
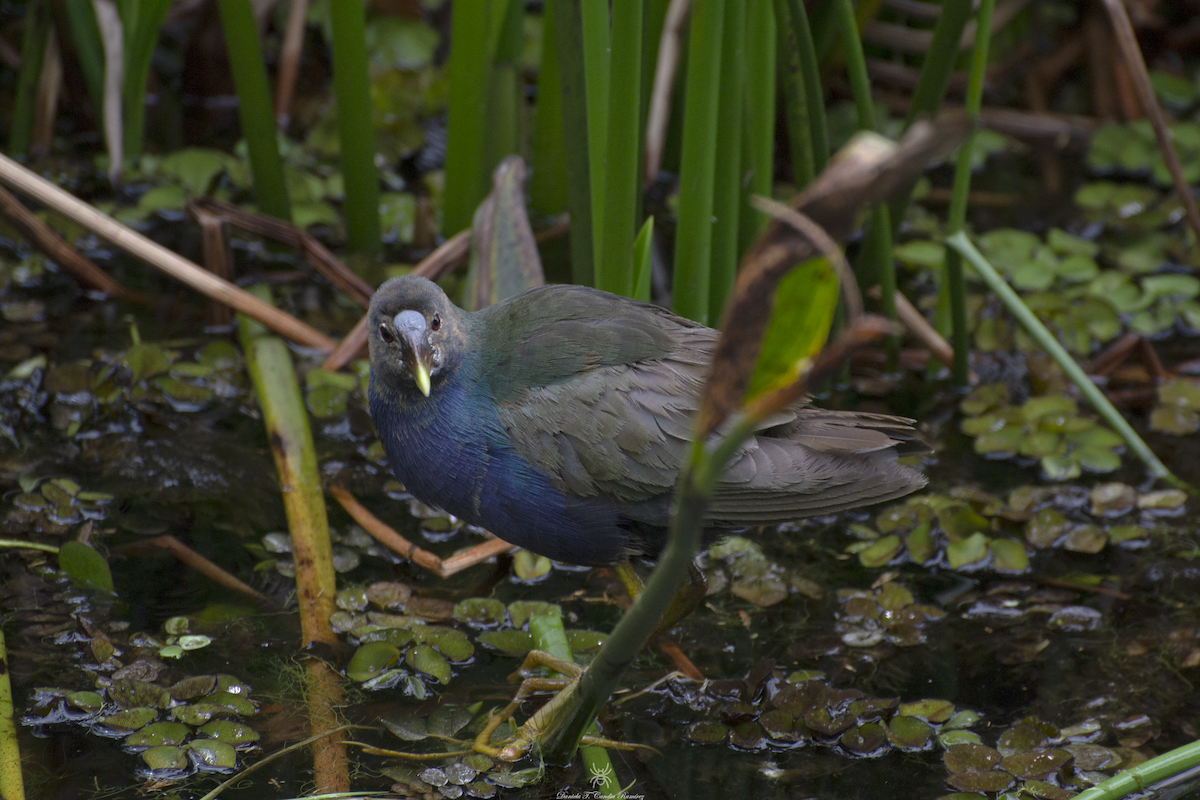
left=407, top=644, right=452, bottom=684
left=506, top=600, right=560, bottom=629
left=197, top=719, right=259, bottom=746
left=189, top=738, right=238, bottom=771
left=126, top=721, right=191, bottom=748
left=140, top=744, right=189, bottom=773
left=98, top=707, right=159, bottom=732
left=453, top=597, right=507, bottom=627
left=347, top=641, right=402, bottom=682
left=65, top=691, right=105, bottom=714
left=478, top=629, right=536, bottom=656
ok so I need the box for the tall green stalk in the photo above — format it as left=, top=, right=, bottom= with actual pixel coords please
left=785, top=0, right=828, bottom=175
left=328, top=0, right=380, bottom=251
left=8, top=0, right=50, bottom=155
left=117, top=0, right=172, bottom=159
left=774, top=0, right=813, bottom=188
left=530, top=2, right=568, bottom=217
left=61, top=1, right=105, bottom=121
left=709, top=1, right=746, bottom=321
left=444, top=6, right=491, bottom=235
left=672, top=0, right=726, bottom=324
left=595, top=0, right=644, bottom=297
left=550, top=0, right=595, bottom=286
left=217, top=0, right=292, bottom=222
left=581, top=1, right=611, bottom=273
left=905, top=0, right=974, bottom=125
left=833, top=0, right=895, bottom=365
left=484, top=0, right=523, bottom=178
left=739, top=1, right=776, bottom=255
left=943, top=0, right=995, bottom=386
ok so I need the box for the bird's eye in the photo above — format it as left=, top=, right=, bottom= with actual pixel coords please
left=430, top=314, right=441, bottom=332
left=378, top=323, right=394, bottom=343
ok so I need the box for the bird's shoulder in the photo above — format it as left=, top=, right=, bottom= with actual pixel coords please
left=473, top=284, right=713, bottom=399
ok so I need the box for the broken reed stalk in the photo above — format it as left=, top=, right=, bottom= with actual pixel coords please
left=945, top=231, right=1188, bottom=491
left=0, top=183, right=129, bottom=298
left=1101, top=0, right=1200, bottom=253
left=0, top=610, right=25, bottom=800
left=238, top=287, right=348, bottom=793
left=328, top=484, right=514, bottom=578
left=0, top=153, right=336, bottom=351
left=116, top=535, right=278, bottom=609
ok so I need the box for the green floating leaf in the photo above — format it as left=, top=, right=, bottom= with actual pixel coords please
left=346, top=641, right=401, bottom=683
left=946, top=532, right=990, bottom=570
left=407, top=644, right=452, bottom=684
left=59, top=541, right=114, bottom=594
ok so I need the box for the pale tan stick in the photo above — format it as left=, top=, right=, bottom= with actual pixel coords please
left=1102, top=0, right=1200, bottom=250
left=644, top=0, right=690, bottom=185
left=0, top=153, right=337, bottom=351
left=274, top=0, right=309, bottom=125
left=117, top=535, right=278, bottom=608
left=867, top=285, right=955, bottom=370
left=328, top=484, right=514, bottom=578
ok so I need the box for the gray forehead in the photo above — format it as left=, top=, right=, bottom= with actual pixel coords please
left=393, top=309, right=427, bottom=335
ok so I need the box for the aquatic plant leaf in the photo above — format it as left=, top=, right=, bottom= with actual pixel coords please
left=988, top=539, right=1028, bottom=572
left=858, top=535, right=902, bottom=568
left=126, top=721, right=191, bottom=747
left=141, top=745, right=188, bottom=772
left=190, top=738, right=238, bottom=770
left=383, top=713, right=428, bottom=741
left=478, top=630, right=535, bottom=656
left=946, top=532, right=989, bottom=569
left=453, top=597, right=507, bottom=627
left=59, top=541, right=114, bottom=594
left=506, top=600, right=561, bottom=629
left=407, top=644, right=452, bottom=684
left=346, top=641, right=401, bottom=683
left=428, top=705, right=473, bottom=738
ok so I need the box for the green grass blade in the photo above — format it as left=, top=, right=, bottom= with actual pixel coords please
left=708, top=0, right=746, bottom=321
left=581, top=1, right=611, bottom=275
left=530, top=2, right=568, bottom=217
left=633, top=215, right=655, bottom=303
left=672, top=0, right=726, bottom=324
left=216, top=0, right=292, bottom=222
left=549, top=0, right=595, bottom=286
left=774, top=0, right=812, bottom=188
left=444, top=7, right=491, bottom=235
left=596, top=0, right=644, bottom=297
left=61, top=1, right=106, bottom=119
left=785, top=0, right=828, bottom=174
left=739, top=0, right=775, bottom=254
left=117, top=0, right=171, bottom=159
left=8, top=0, right=50, bottom=155
left=943, top=0, right=994, bottom=385
left=328, top=0, right=380, bottom=251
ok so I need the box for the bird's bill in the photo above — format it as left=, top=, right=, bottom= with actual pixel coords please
left=393, top=309, right=434, bottom=397
left=399, top=343, right=432, bottom=397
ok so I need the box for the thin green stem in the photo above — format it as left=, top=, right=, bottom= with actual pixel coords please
left=61, top=1, right=105, bottom=119
left=117, top=0, right=172, bottom=159
left=832, top=0, right=875, bottom=132
left=9, top=0, right=50, bottom=155
left=550, top=0, right=595, bottom=286
left=444, top=7, right=490, bottom=235
left=943, top=0, right=994, bottom=385
left=946, top=232, right=1185, bottom=489
left=596, top=0, right=644, bottom=297
left=774, top=0, right=812, bottom=188
left=581, top=0, right=611, bottom=275
left=530, top=2, right=568, bottom=217
left=217, top=0, right=292, bottom=222
left=1072, top=738, right=1200, bottom=800
left=327, top=0, right=380, bottom=251
left=739, top=0, right=776, bottom=255
left=672, top=0, right=726, bottom=324
left=785, top=0, right=828, bottom=174
left=709, top=0, right=746, bottom=321
left=0, top=539, right=59, bottom=554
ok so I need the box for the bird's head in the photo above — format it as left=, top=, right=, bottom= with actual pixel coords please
left=367, top=275, right=464, bottom=398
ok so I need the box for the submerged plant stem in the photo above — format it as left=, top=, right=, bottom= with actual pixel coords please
left=945, top=232, right=1186, bottom=490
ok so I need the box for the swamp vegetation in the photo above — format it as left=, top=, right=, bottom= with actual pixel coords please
left=4, top=1, right=1200, bottom=799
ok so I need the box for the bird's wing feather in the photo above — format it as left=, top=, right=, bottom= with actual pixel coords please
left=486, top=285, right=926, bottom=525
